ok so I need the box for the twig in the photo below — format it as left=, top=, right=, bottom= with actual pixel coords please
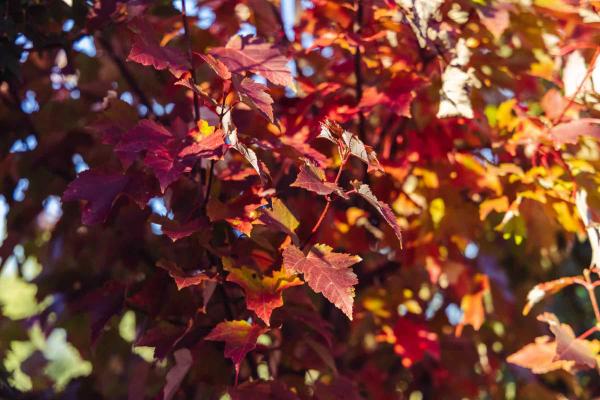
left=577, top=325, right=599, bottom=340
left=354, top=0, right=366, bottom=143
left=181, top=0, right=200, bottom=122
left=301, top=153, right=349, bottom=249
left=584, top=269, right=600, bottom=323
left=201, top=94, right=227, bottom=212
left=553, top=47, right=600, bottom=126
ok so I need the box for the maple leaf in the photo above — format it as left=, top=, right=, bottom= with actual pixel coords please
left=115, top=119, right=193, bottom=192
left=437, top=39, right=475, bottom=119
left=159, top=218, right=207, bottom=242
left=74, top=281, right=125, bottom=343
left=318, top=120, right=383, bottom=172
left=258, top=197, right=300, bottom=242
left=228, top=381, right=300, bottom=400
left=507, top=336, right=575, bottom=374
left=523, top=277, right=578, bottom=315
left=455, top=274, right=489, bottom=336
left=537, top=313, right=597, bottom=370
left=549, top=118, right=600, bottom=145
left=205, top=320, right=268, bottom=383
left=282, top=244, right=360, bottom=320
left=225, top=265, right=303, bottom=325
left=290, top=162, right=347, bottom=198
left=220, top=106, right=270, bottom=183
left=178, top=130, right=226, bottom=159
left=136, top=320, right=194, bottom=360
left=392, top=318, right=440, bottom=366
left=351, top=182, right=403, bottom=247
left=157, top=260, right=216, bottom=291
left=163, top=348, right=193, bottom=400
left=63, top=170, right=154, bottom=225
left=209, top=36, right=294, bottom=89
left=198, top=53, right=232, bottom=80
left=127, top=27, right=190, bottom=78
left=234, top=77, right=274, bottom=122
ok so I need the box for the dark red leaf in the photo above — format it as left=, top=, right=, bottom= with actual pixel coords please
left=163, top=349, right=193, bottom=400
left=157, top=260, right=216, bottom=291
left=63, top=170, right=154, bottom=225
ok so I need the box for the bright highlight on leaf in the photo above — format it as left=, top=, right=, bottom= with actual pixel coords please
left=205, top=320, right=268, bottom=384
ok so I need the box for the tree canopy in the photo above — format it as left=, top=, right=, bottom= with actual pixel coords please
left=1, top=0, right=600, bottom=399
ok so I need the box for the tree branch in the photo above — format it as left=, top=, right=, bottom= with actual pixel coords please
left=181, top=0, right=200, bottom=122
left=97, top=35, right=154, bottom=114
left=354, top=0, right=366, bottom=144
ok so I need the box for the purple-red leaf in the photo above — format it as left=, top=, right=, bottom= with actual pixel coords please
left=198, top=53, right=232, bottom=80
left=178, top=130, right=225, bottom=159
left=160, top=218, right=207, bottom=242
left=163, top=349, right=193, bottom=400
left=209, top=36, right=294, bottom=89
left=234, top=77, right=274, bottom=122
left=63, top=170, right=154, bottom=225
left=115, top=119, right=191, bottom=192
left=127, top=33, right=190, bottom=78
left=282, top=244, right=360, bottom=320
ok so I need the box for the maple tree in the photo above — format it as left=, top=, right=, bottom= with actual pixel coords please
left=2, top=0, right=600, bottom=398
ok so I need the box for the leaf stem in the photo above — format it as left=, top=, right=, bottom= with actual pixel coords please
left=577, top=325, right=599, bottom=340
left=301, top=154, right=349, bottom=249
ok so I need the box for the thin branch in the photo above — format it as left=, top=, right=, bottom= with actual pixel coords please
left=354, top=0, right=366, bottom=143
left=202, top=91, right=229, bottom=211
left=577, top=325, right=599, bottom=340
left=584, top=269, right=600, bottom=324
left=553, top=47, right=600, bottom=126
left=181, top=0, right=200, bottom=122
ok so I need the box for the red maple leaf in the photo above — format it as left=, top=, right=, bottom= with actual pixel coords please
left=225, top=266, right=303, bottom=325
left=282, top=244, right=360, bottom=320
left=205, top=320, right=268, bottom=384
left=291, top=162, right=346, bottom=198
left=209, top=36, right=293, bottom=89
left=234, top=77, right=274, bottom=122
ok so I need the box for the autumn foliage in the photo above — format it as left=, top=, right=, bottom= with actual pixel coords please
left=2, top=0, right=600, bottom=398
